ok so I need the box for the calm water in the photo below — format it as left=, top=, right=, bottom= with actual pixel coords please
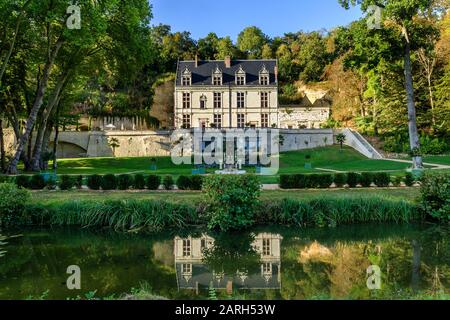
left=0, top=224, right=448, bottom=300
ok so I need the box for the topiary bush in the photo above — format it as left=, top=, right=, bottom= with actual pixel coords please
left=176, top=175, right=191, bottom=190
left=317, top=174, right=333, bottom=189
left=101, top=174, right=117, bottom=190
left=420, top=172, right=449, bottom=223
left=405, top=172, right=415, bottom=187
left=15, top=175, right=30, bottom=189
left=29, top=174, right=46, bottom=190
left=190, top=175, right=204, bottom=190
left=87, top=175, right=101, bottom=190
left=347, top=172, right=360, bottom=188
left=202, top=175, right=261, bottom=231
left=59, top=175, right=75, bottom=191
left=133, top=174, right=146, bottom=190
left=393, top=175, right=403, bottom=187
left=163, top=175, right=174, bottom=190
left=146, top=175, right=161, bottom=190
left=374, top=172, right=391, bottom=187
left=0, top=183, right=30, bottom=226
left=333, top=173, right=347, bottom=188
left=46, top=176, right=57, bottom=190
left=360, top=172, right=374, bottom=188
left=117, top=174, right=133, bottom=190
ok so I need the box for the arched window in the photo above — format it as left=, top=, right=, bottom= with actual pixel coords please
left=212, top=66, right=222, bottom=85
left=259, top=65, right=269, bottom=85
left=181, top=66, right=192, bottom=86
left=200, top=95, right=207, bottom=109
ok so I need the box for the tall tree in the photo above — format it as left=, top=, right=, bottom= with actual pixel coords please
left=339, top=0, right=439, bottom=168
left=237, top=26, right=268, bottom=59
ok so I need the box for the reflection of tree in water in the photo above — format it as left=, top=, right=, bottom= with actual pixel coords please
left=202, top=232, right=260, bottom=277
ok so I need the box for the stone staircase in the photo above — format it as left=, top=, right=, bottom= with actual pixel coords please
left=340, top=128, right=384, bottom=159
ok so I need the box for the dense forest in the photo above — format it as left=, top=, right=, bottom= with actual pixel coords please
left=0, top=0, right=449, bottom=173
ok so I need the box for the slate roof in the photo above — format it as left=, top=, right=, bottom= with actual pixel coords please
left=176, top=59, right=278, bottom=87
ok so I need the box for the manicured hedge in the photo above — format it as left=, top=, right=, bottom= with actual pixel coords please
left=59, top=175, right=75, bottom=190
left=177, top=175, right=204, bottom=190
left=118, top=174, right=133, bottom=190
left=100, top=174, right=117, bottom=190
left=146, top=175, right=161, bottom=190
left=87, top=175, right=101, bottom=190
left=133, top=174, right=146, bottom=190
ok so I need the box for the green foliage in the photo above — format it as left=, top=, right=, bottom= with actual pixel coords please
left=133, top=174, right=146, bottom=190
left=360, top=172, right=374, bottom=188
left=59, top=175, right=75, bottom=191
left=257, top=196, right=420, bottom=227
left=420, top=172, right=449, bottom=223
left=117, top=174, right=133, bottom=190
left=393, top=175, right=403, bottom=187
left=333, top=173, right=347, bottom=187
left=15, top=175, right=30, bottom=189
left=202, top=175, right=261, bottom=231
left=29, top=174, right=46, bottom=190
left=87, top=175, right=102, bottom=190
left=190, top=175, right=204, bottom=190
left=162, top=175, right=174, bottom=190
left=373, top=172, right=391, bottom=187
left=46, top=176, right=57, bottom=190
left=336, top=133, right=346, bottom=149
left=101, top=174, right=117, bottom=191
left=317, top=174, right=333, bottom=189
left=0, top=183, right=30, bottom=226
left=176, top=176, right=191, bottom=190
left=74, top=176, right=83, bottom=189
left=346, top=172, right=360, bottom=188
left=404, top=172, right=415, bottom=187
left=146, top=175, right=161, bottom=190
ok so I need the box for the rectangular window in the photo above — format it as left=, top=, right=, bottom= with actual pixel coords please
left=182, top=114, right=191, bottom=129
left=213, top=92, right=222, bottom=109
left=261, top=92, right=269, bottom=108
left=260, top=75, right=269, bottom=85
left=262, top=263, right=272, bottom=274
left=182, top=92, right=191, bottom=109
left=201, top=239, right=206, bottom=250
left=213, top=75, right=222, bottom=85
left=182, top=239, right=191, bottom=257
left=262, top=239, right=271, bottom=256
left=237, top=92, right=245, bottom=109
left=182, top=264, right=192, bottom=274
left=261, top=113, right=269, bottom=128
left=237, top=113, right=245, bottom=128
left=182, top=76, right=191, bottom=86
left=236, top=75, right=245, bottom=85
left=214, top=114, right=222, bottom=128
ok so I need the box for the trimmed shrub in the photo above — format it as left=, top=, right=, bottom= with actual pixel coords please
left=279, top=175, right=292, bottom=189
left=374, top=172, right=390, bottom=187
left=360, top=172, right=374, bottom=188
left=87, top=175, right=101, bottom=190
left=0, top=176, right=12, bottom=183
left=163, top=175, right=174, bottom=190
left=405, top=172, right=415, bottom=187
left=347, top=172, right=360, bottom=188
left=146, top=175, right=161, bottom=190
left=0, top=183, right=30, bottom=226
left=317, top=174, right=333, bottom=189
left=74, top=175, right=83, bottom=189
left=101, top=174, right=117, bottom=190
left=177, top=175, right=191, bottom=190
left=133, top=174, right=146, bottom=190
left=191, top=175, right=204, bottom=190
left=305, top=175, right=319, bottom=188
left=46, top=176, right=57, bottom=190
left=59, top=175, right=75, bottom=191
left=420, top=172, right=449, bottom=222
left=15, top=175, right=30, bottom=189
left=393, top=176, right=403, bottom=187
left=117, top=174, right=133, bottom=190
left=29, top=174, right=46, bottom=190
left=333, top=173, right=347, bottom=188
left=203, top=175, right=261, bottom=231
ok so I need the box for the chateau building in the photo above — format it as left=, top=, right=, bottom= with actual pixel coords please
left=174, top=57, right=330, bottom=129
left=174, top=57, right=279, bottom=129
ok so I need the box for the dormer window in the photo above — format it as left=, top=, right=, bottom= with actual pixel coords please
left=259, top=65, right=270, bottom=85
left=235, top=65, right=246, bottom=85
left=181, top=66, right=192, bottom=86
left=212, top=66, right=222, bottom=85
left=200, top=95, right=207, bottom=109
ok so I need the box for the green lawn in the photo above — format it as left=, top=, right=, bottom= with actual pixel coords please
left=31, top=187, right=421, bottom=206
left=45, top=146, right=428, bottom=180
left=422, top=155, right=450, bottom=166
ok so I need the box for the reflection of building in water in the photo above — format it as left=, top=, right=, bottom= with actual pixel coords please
left=174, top=233, right=282, bottom=291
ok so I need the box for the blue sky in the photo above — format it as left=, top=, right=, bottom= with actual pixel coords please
left=149, top=0, right=363, bottom=41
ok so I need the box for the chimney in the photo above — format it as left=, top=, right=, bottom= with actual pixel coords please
left=274, top=65, right=278, bottom=83
left=195, top=55, right=199, bottom=68
left=224, top=56, right=231, bottom=68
